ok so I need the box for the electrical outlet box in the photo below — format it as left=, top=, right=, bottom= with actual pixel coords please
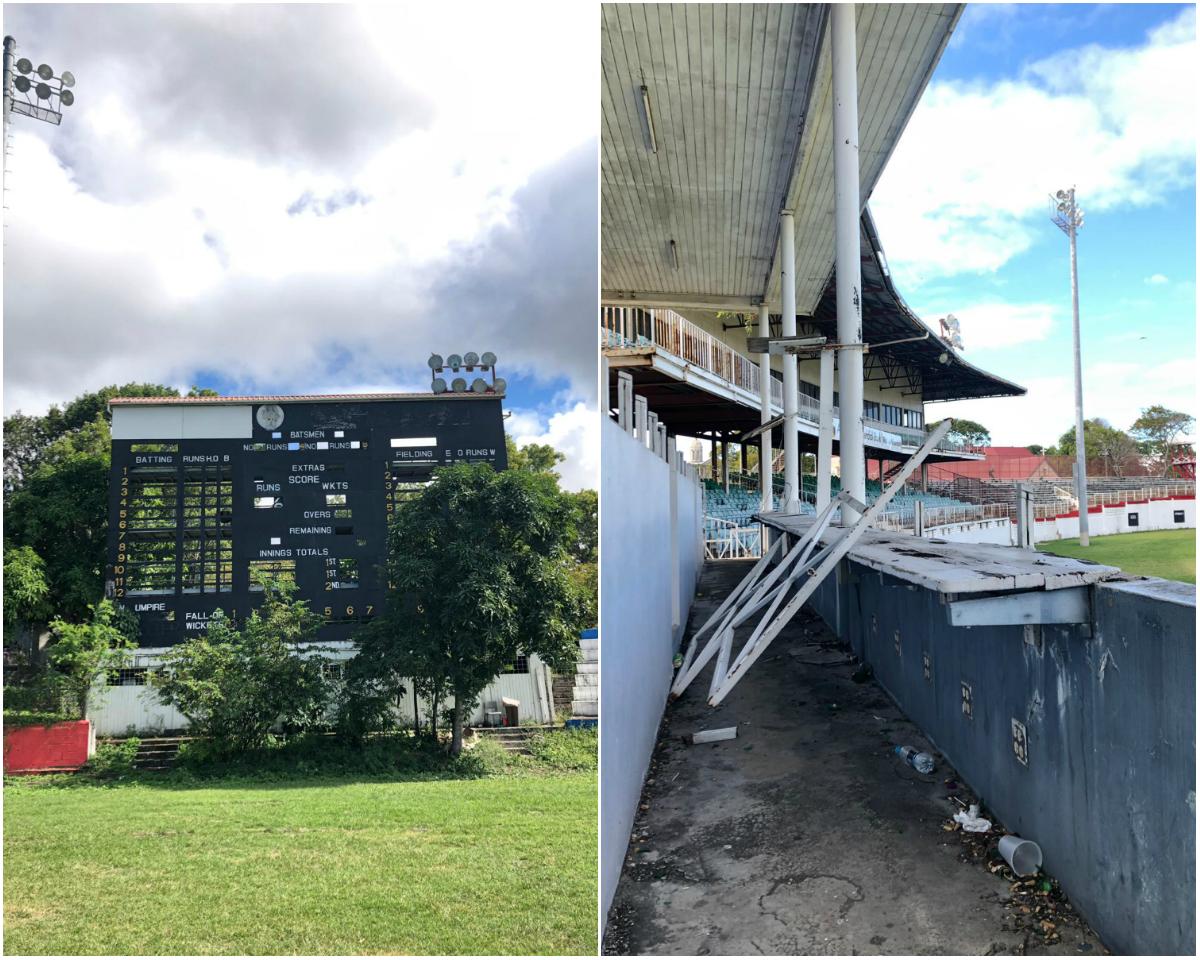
left=1012, top=718, right=1029, bottom=765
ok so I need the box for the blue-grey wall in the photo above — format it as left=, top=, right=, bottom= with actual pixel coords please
left=809, top=561, right=1196, bottom=956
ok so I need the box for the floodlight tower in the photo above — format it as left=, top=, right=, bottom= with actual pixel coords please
left=1051, top=186, right=1089, bottom=546
left=2, top=36, right=77, bottom=207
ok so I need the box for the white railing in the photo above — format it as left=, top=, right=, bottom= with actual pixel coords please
left=704, top=517, right=763, bottom=560
left=602, top=306, right=972, bottom=455
left=1031, top=482, right=1196, bottom=520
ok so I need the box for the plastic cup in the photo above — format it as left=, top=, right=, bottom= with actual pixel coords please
left=998, top=835, right=1042, bottom=877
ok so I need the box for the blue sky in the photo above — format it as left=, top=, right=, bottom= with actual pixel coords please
left=871, top=3, right=1195, bottom=447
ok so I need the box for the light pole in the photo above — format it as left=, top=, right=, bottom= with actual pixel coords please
left=1051, top=186, right=1089, bottom=546
left=2, top=36, right=77, bottom=209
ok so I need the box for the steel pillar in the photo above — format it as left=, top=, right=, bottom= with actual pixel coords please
left=757, top=303, right=773, bottom=513
left=831, top=4, right=865, bottom=522
left=817, top=348, right=834, bottom=511
left=780, top=209, right=799, bottom=513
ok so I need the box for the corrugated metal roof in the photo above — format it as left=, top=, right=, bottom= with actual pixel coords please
left=601, top=3, right=963, bottom=311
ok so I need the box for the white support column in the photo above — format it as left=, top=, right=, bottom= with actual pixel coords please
left=757, top=302, right=773, bottom=513
left=780, top=209, right=799, bottom=513
left=817, top=347, right=835, bottom=512
left=831, top=4, right=865, bottom=523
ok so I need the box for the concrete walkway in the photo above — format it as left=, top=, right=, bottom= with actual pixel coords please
left=605, top=561, right=1107, bottom=956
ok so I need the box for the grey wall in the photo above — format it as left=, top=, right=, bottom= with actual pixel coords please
left=808, top=561, right=1196, bottom=955
left=600, top=417, right=703, bottom=921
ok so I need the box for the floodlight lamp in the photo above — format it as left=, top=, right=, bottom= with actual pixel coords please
left=1055, top=189, right=1068, bottom=201
left=464, top=351, right=479, bottom=368
left=13, top=76, right=30, bottom=93
left=15, top=57, right=31, bottom=74
left=493, top=377, right=507, bottom=394
left=432, top=377, right=448, bottom=393
left=481, top=351, right=497, bottom=367
left=447, top=353, right=462, bottom=370
left=59, top=89, right=74, bottom=107
left=34, top=82, right=51, bottom=100
left=471, top=377, right=487, bottom=393
left=36, top=63, right=52, bottom=80
left=60, top=70, right=75, bottom=88
left=451, top=377, right=467, bottom=392
left=938, top=352, right=950, bottom=365
left=428, top=353, right=443, bottom=370
left=1056, top=201, right=1068, bottom=213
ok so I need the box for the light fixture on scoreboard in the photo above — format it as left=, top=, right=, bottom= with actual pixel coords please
left=429, top=350, right=503, bottom=393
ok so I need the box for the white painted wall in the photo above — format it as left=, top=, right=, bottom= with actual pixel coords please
left=922, top=517, right=1014, bottom=546
left=88, top=647, right=556, bottom=736
left=600, top=416, right=703, bottom=922
left=1034, top=497, right=1195, bottom=544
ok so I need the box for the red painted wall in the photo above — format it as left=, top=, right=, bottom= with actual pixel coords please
left=3, top=720, right=93, bottom=774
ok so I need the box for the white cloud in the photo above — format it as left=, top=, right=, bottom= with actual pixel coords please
left=2, top=4, right=598, bottom=416
left=872, top=7, right=1196, bottom=289
left=510, top=402, right=599, bottom=492
left=945, top=302, right=1058, bottom=351
left=1144, top=273, right=1169, bottom=285
left=931, top=356, right=1196, bottom=446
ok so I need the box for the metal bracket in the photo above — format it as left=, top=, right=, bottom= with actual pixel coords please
left=946, top=587, right=1091, bottom=627
left=672, top=419, right=954, bottom=706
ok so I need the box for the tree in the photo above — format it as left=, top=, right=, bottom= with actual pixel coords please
left=46, top=600, right=136, bottom=719
left=505, top=435, right=565, bottom=475
left=4, top=384, right=218, bottom=623
left=1131, top=406, right=1195, bottom=474
left=1027, top=444, right=1045, bottom=456
left=151, top=577, right=332, bottom=753
left=355, top=463, right=587, bottom=755
left=1055, top=419, right=1140, bottom=474
left=929, top=418, right=990, bottom=448
left=3, top=545, right=53, bottom=647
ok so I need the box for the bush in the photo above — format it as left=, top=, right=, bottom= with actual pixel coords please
left=86, top=738, right=140, bottom=778
left=526, top=727, right=597, bottom=771
left=151, top=578, right=333, bottom=754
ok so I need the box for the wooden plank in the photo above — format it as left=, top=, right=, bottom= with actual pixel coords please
left=756, top=517, right=1121, bottom=595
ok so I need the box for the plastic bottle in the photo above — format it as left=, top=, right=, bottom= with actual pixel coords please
left=894, top=745, right=935, bottom=774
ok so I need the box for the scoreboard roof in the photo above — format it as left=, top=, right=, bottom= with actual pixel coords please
left=109, top=392, right=499, bottom=407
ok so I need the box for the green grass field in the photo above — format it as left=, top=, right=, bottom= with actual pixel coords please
left=4, top=771, right=597, bottom=955
left=1038, top=528, right=1196, bottom=583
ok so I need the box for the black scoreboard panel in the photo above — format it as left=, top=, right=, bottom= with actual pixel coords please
left=107, top=397, right=507, bottom=647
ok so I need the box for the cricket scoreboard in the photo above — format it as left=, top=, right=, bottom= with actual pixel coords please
left=106, top=393, right=507, bottom=647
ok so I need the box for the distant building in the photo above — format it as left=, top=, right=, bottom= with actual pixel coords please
left=924, top=446, right=1060, bottom=483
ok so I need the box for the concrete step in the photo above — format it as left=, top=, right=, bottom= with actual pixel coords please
left=571, top=699, right=598, bottom=717
left=577, top=661, right=598, bottom=674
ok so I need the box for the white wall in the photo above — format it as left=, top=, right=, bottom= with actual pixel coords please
left=89, top=648, right=556, bottom=736
left=600, top=416, right=703, bottom=921
left=922, top=517, right=1014, bottom=545
left=1035, top=497, right=1195, bottom=543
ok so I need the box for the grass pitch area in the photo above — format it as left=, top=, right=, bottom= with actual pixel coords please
left=1038, top=529, right=1196, bottom=583
left=3, top=770, right=597, bottom=955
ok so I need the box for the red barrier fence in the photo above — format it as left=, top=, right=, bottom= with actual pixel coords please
left=3, top=720, right=93, bottom=774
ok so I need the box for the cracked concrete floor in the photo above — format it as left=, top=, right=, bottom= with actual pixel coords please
left=604, top=561, right=1108, bottom=956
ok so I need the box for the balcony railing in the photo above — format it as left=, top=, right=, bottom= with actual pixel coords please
left=603, top=306, right=782, bottom=407
left=602, top=306, right=971, bottom=454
